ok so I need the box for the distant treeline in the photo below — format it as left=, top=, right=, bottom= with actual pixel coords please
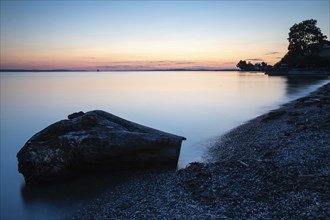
left=237, top=19, right=330, bottom=72
left=236, top=61, right=272, bottom=71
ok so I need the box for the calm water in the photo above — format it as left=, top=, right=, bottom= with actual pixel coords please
left=1, top=71, right=328, bottom=219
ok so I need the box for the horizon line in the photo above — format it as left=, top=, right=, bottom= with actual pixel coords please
left=0, top=68, right=240, bottom=72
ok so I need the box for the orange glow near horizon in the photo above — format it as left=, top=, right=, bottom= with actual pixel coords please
left=3, top=1, right=323, bottom=70
left=1, top=43, right=286, bottom=70
left=0, top=19, right=288, bottom=70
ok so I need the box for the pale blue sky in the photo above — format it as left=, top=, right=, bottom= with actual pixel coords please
left=1, top=0, right=329, bottom=69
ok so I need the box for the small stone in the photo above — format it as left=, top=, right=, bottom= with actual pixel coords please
left=68, top=111, right=85, bottom=119
left=262, top=110, right=286, bottom=122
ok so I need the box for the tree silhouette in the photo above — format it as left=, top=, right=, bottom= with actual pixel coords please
left=276, top=19, right=328, bottom=68
left=237, top=60, right=270, bottom=71
left=288, top=19, right=326, bottom=56
left=236, top=60, right=248, bottom=70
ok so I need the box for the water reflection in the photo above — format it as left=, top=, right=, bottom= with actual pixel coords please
left=20, top=169, right=168, bottom=219
left=283, top=76, right=329, bottom=96
left=21, top=171, right=129, bottom=204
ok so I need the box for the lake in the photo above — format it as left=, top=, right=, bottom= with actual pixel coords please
left=0, top=71, right=328, bottom=219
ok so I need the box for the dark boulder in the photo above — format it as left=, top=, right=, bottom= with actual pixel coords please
left=17, top=110, right=186, bottom=184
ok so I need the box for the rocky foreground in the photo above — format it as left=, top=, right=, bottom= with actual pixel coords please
left=17, top=110, right=185, bottom=184
left=70, top=83, right=330, bottom=219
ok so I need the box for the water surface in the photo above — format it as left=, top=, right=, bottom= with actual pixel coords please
left=1, top=71, right=328, bottom=219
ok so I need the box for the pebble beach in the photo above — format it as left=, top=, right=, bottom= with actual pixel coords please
left=70, top=83, right=330, bottom=219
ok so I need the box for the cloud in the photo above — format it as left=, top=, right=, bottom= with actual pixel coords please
left=149, top=60, right=171, bottom=63
left=82, top=57, right=97, bottom=60
left=246, top=58, right=263, bottom=62
left=147, top=61, right=197, bottom=65
left=149, top=61, right=174, bottom=66
left=96, top=65, right=148, bottom=70
left=103, top=60, right=199, bottom=67
left=174, top=61, right=197, bottom=65
left=110, top=61, right=134, bottom=64
left=95, top=60, right=207, bottom=70
left=265, top=51, right=280, bottom=55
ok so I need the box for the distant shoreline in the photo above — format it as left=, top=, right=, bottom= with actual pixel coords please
left=0, top=69, right=239, bottom=72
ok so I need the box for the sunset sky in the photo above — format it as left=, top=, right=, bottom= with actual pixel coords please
left=1, top=0, right=329, bottom=70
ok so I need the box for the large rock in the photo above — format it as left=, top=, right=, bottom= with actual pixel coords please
left=17, top=110, right=186, bottom=184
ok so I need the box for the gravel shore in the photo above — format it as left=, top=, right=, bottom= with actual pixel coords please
left=70, top=83, right=330, bottom=219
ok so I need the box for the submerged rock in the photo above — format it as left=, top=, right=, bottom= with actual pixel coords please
left=17, top=110, right=186, bottom=184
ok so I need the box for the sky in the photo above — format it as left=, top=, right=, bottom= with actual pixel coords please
left=0, top=0, right=329, bottom=70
